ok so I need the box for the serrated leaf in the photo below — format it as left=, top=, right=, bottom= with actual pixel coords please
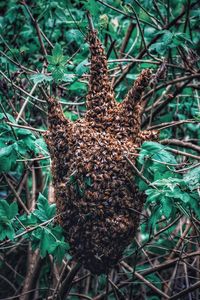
left=153, top=178, right=183, bottom=191
left=0, top=200, right=18, bottom=241
left=161, top=196, right=172, bottom=218
left=52, top=68, right=65, bottom=82
left=63, top=74, right=76, bottom=82
left=39, top=228, right=56, bottom=257
left=150, top=30, right=174, bottom=54
left=19, top=212, right=37, bottom=226
left=0, top=144, right=13, bottom=158
left=65, top=29, right=84, bottom=45
left=30, top=73, right=53, bottom=84
left=0, top=223, right=15, bottom=240
left=148, top=205, right=162, bottom=229
left=46, top=55, right=55, bottom=64
left=52, top=43, right=63, bottom=60
left=81, top=0, right=98, bottom=16
left=76, top=59, right=88, bottom=76
left=52, top=240, right=69, bottom=264
left=145, top=189, right=161, bottom=205
left=0, top=200, right=18, bottom=221
left=8, top=202, right=18, bottom=219
left=183, top=165, right=200, bottom=191
left=0, top=143, right=18, bottom=172
left=0, top=113, right=16, bottom=123
left=33, top=193, right=56, bottom=222
left=139, top=142, right=177, bottom=164
left=68, top=81, right=87, bottom=91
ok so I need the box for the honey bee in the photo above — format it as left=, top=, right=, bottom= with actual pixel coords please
left=46, top=28, right=157, bottom=275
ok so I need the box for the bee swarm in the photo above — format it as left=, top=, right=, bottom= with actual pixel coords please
left=44, top=29, right=157, bottom=274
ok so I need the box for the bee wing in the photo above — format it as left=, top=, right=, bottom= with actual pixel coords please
left=86, top=30, right=116, bottom=121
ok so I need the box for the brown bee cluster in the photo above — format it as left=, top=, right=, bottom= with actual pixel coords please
left=44, top=29, right=157, bottom=274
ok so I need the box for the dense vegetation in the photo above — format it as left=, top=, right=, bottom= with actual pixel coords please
left=0, top=0, right=200, bottom=299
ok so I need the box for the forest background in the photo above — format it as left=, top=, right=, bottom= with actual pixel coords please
left=0, top=0, right=200, bottom=299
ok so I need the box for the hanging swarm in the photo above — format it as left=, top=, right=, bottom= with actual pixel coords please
left=44, top=29, right=158, bottom=275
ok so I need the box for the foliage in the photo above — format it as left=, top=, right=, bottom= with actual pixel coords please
left=0, top=193, right=69, bottom=263
left=0, top=0, right=200, bottom=299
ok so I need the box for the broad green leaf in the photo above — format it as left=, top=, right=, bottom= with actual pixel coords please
left=139, top=142, right=177, bottom=164
left=0, top=113, right=16, bottom=123
left=52, top=240, right=69, bottom=263
left=76, top=59, right=88, bottom=76
left=0, top=200, right=18, bottom=222
left=63, top=74, right=76, bottom=82
left=33, top=193, right=56, bottom=222
left=0, top=200, right=18, bottom=240
left=161, top=196, right=172, bottom=218
left=183, top=165, right=200, bottom=191
left=30, top=73, right=53, bottom=84
left=81, top=0, right=99, bottom=16
left=52, top=43, right=63, bottom=61
left=68, top=81, right=87, bottom=91
left=0, top=223, right=15, bottom=240
left=39, top=228, right=56, bottom=257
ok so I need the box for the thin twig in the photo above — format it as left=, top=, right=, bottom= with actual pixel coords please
left=3, top=174, right=30, bottom=214
left=148, top=119, right=197, bottom=130
left=6, top=121, right=45, bottom=133
left=113, top=0, right=199, bottom=87
left=121, top=261, right=170, bottom=299
left=169, top=281, right=200, bottom=300
left=55, top=262, right=81, bottom=300
left=161, top=139, right=200, bottom=154
left=167, top=148, right=200, bottom=160
left=16, top=83, right=38, bottom=123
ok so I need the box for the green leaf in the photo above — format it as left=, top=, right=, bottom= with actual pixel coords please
left=46, top=43, right=68, bottom=82
left=161, top=196, right=172, bottom=218
left=139, top=142, right=177, bottom=164
left=52, top=43, right=63, bottom=61
left=0, top=200, right=18, bottom=240
left=0, top=144, right=13, bottom=158
left=81, top=0, right=99, bottom=16
left=8, top=202, right=18, bottom=219
left=64, top=111, right=79, bottom=122
left=63, top=74, right=76, bottom=82
left=68, top=81, right=87, bottom=92
left=183, top=165, right=200, bottom=191
left=153, top=178, right=183, bottom=191
left=84, top=176, right=92, bottom=187
left=150, top=30, right=173, bottom=54
left=33, top=193, right=56, bottom=222
left=0, top=223, right=15, bottom=240
left=0, top=142, right=18, bottom=172
left=30, top=73, right=53, bottom=84
left=40, top=228, right=56, bottom=257
left=76, top=59, right=88, bottom=76
left=52, top=240, right=69, bottom=264
left=173, top=33, right=193, bottom=46
left=0, top=200, right=18, bottom=222
left=19, top=212, right=37, bottom=227
left=52, top=68, right=65, bottom=82
left=31, top=225, right=69, bottom=261
left=145, top=189, right=161, bottom=205
left=148, top=205, right=162, bottom=230
left=0, top=113, right=16, bottom=123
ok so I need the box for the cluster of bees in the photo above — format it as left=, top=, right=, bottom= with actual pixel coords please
left=44, top=29, right=158, bottom=274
